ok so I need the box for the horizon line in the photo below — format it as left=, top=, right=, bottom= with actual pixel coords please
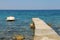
left=0, top=9, right=60, bottom=10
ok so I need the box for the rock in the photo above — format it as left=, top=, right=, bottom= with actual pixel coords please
left=47, top=23, right=52, bottom=26
left=12, top=35, right=24, bottom=40
left=6, top=16, right=15, bottom=21
left=30, top=23, right=35, bottom=29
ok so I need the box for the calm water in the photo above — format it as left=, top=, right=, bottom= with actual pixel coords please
left=0, top=10, right=60, bottom=40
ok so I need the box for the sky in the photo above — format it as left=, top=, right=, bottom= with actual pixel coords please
left=0, top=0, right=60, bottom=10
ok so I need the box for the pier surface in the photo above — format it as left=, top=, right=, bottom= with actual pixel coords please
left=32, top=18, right=60, bottom=40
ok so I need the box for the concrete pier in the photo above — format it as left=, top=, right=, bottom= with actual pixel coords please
left=32, top=18, right=60, bottom=40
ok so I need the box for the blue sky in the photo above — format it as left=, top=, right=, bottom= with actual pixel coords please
left=0, top=0, right=60, bottom=10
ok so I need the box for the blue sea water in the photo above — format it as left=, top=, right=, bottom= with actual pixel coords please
left=0, top=10, right=60, bottom=40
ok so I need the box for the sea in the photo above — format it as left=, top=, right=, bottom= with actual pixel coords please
left=0, top=10, right=60, bottom=40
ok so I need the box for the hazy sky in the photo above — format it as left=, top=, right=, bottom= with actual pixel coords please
left=0, top=0, right=60, bottom=10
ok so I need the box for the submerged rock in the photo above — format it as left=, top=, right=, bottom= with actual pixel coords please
left=47, top=23, right=52, bottom=26
left=12, top=34, right=24, bottom=40
left=0, top=37, right=5, bottom=40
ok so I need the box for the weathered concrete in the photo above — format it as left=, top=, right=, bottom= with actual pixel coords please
left=32, top=18, right=60, bottom=40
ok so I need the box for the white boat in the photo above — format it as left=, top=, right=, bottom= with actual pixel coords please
left=6, top=16, right=15, bottom=21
